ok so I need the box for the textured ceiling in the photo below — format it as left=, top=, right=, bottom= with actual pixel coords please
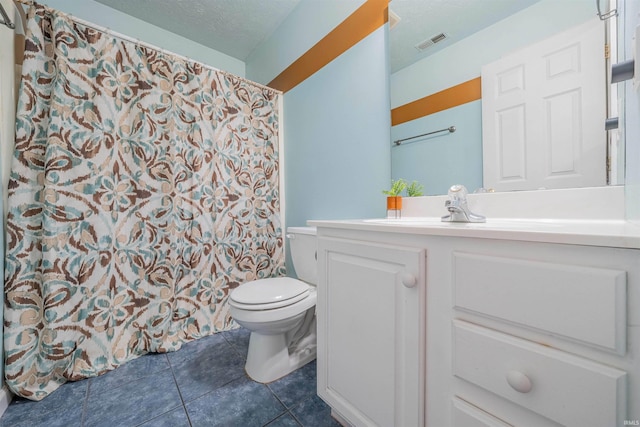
left=94, top=0, right=302, bottom=61
left=389, top=0, right=540, bottom=73
left=94, top=0, right=540, bottom=73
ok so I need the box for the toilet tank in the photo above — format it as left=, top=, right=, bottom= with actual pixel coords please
left=287, top=226, right=317, bottom=285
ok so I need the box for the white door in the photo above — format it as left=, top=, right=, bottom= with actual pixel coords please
left=317, top=237, right=425, bottom=427
left=482, top=19, right=606, bottom=192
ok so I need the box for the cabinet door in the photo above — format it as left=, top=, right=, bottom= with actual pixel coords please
left=317, top=237, right=425, bottom=427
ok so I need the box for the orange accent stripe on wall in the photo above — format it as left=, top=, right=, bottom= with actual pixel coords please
left=268, top=0, right=388, bottom=93
left=391, top=77, right=482, bottom=126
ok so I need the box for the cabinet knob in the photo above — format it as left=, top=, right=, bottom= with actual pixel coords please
left=506, top=370, right=533, bottom=393
left=401, top=273, right=417, bottom=288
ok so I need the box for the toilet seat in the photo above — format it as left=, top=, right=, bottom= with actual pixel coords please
left=230, top=288, right=317, bottom=324
left=230, top=277, right=311, bottom=311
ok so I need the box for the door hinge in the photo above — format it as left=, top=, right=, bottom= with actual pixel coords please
left=605, top=44, right=610, bottom=59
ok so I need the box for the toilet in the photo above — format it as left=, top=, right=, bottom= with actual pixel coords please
left=229, top=226, right=317, bottom=383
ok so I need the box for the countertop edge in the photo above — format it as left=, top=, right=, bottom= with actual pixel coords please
left=307, top=219, right=640, bottom=250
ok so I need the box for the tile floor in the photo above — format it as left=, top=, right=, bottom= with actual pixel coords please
left=0, top=328, right=339, bottom=427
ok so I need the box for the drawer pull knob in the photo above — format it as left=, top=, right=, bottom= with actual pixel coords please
left=401, top=273, right=417, bottom=288
left=506, top=370, right=532, bottom=393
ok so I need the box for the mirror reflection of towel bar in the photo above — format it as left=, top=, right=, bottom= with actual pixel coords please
left=393, top=126, right=455, bottom=146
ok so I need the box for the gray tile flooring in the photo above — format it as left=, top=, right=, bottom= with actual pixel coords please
left=0, top=328, right=339, bottom=427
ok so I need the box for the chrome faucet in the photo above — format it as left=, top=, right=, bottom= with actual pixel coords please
left=441, top=185, right=486, bottom=223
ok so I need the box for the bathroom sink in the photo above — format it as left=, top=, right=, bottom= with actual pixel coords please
left=363, top=217, right=443, bottom=225
left=362, top=217, right=566, bottom=229
left=310, top=217, right=639, bottom=249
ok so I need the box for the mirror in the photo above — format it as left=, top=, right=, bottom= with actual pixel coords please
left=389, top=0, right=623, bottom=195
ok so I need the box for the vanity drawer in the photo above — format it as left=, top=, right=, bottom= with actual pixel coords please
left=452, top=397, right=512, bottom=427
left=452, top=252, right=627, bottom=354
left=453, top=320, right=626, bottom=427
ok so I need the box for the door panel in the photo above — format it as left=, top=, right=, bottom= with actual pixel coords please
left=482, top=18, right=606, bottom=191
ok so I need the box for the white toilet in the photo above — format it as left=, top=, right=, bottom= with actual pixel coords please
left=229, top=226, right=317, bottom=383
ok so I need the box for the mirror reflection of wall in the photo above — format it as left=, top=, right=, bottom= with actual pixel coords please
left=390, top=0, right=619, bottom=195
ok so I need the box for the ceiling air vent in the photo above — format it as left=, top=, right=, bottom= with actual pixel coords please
left=415, top=32, right=448, bottom=51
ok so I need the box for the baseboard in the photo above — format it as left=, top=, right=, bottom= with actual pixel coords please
left=331, top=409, right=353, bottom=427
left=0, top=385, right=13, bottom=417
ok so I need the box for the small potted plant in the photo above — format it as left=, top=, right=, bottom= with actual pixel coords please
left=382, top=179, right=407, bottom=210
left=406, top=181, right=424, bottom=197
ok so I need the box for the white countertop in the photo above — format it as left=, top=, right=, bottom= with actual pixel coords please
left=308, top=217, right=640, bottom=249
left=309, top=187, right=640, bottom=249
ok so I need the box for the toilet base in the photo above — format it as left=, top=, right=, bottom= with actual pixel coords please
left=244, top=311, right=317, bottom=383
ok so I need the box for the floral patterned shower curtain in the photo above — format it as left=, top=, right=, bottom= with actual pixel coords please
left=4, top=4, right=285, bottom=400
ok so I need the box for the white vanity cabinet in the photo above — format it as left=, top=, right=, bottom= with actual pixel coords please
left=447, top=240, right=638, bottom=427
left=311, top=221, right=640, bottom=427
left=316, top=235, right=426, bottom=427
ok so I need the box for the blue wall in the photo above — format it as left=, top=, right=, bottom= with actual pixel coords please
left=284, top=26, right=391, bottom=227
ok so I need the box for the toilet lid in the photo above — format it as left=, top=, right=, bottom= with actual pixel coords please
left=230, top=277, right=310, bottom=309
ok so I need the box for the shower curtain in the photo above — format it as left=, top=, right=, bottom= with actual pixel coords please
left=4, top=3, right=285, bottom=400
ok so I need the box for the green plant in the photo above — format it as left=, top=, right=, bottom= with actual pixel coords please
left=382, top=179, right=407, bottom=196
left=406, top=181, right=424, bottom=197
